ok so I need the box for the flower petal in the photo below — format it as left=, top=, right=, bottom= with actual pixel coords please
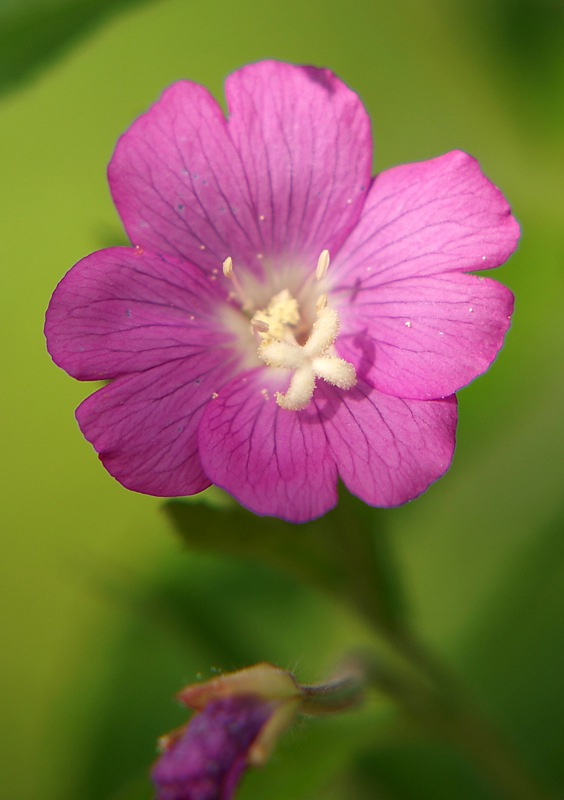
left=109, top=81, right=263, bottom=274
left=109, top=62, right=372, bottom=276
left=224, top=60, right=372, bottom=261
left=336, top=272, right=514, bottom=399
left=314, top=382, right=457, bottom=507
left=198, top=371, right=338, bottom=522
left=332, top=150, right=520, bottom=285
left=76, top=354, right=231, bottom=496
left=45, top=247, right=233, bottom=381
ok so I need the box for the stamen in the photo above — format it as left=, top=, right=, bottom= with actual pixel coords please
left=316, top=293, right=328, bottom=311
left=315, top=249, right=330, bottom=281
left=225, top=246, right=353, bottom=410
left=222, top=256, right=233, bottom=278
left=297, top=249, right=331, bottom=301
left=222, top=255, right=253, bottom=312
left=252, top=290, right=300, bottom=341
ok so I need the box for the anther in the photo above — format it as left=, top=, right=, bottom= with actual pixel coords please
left=315, top=249, right=330, bottom=281
left=222, top=256, right=233, bottom=278
left=221, top=255, right=253, bottom=312
left=316, top=293, right=328, bottom=311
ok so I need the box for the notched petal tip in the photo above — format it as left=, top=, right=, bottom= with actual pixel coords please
left=224, top=60, right=373, bottom=259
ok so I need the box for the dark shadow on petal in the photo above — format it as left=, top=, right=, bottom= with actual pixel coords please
left=335, top=329, right=377, bottom=386
left=333, top=274, right=364, bottom=304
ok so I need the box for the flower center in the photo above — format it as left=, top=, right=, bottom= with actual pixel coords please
left=223, top=251, right=356, bottom=411
left=251, top=289, right=300, bottom=342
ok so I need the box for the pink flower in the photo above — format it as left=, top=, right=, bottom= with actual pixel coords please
left=45, top=61, right=519, bottom=523
left=152, top=664, right=302, bottom=800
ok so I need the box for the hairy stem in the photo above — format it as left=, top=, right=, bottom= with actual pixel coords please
left=300, top=671, right=366, bottom=716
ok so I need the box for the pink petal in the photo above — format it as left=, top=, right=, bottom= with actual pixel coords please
left=109, top=82, right=260, bottom=275
left=109, top=62, right=371, bottom=277
left=198, top=371, right=338, bottom=523
left=315, top=382, right=457, bottom=507
left=331, top=150, right=520, bottom=285
left=76, top=354, right=231, bottom=497
left=45, top=247, right=231, bottom=381
left=336, top=272, right=514, bottom=399
left=224, top=61, right=372, bottom=261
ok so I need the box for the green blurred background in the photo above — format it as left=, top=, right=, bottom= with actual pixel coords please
left=2, top=0, right=563, bottom=798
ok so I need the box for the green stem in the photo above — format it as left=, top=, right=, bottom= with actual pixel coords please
left=382, top=629, right=553, bottom=800
left=300, top=672, right=365, bottom=716
left=338, top=506, right=556, bottom=800
left=330, top=491, right=406, bottom=635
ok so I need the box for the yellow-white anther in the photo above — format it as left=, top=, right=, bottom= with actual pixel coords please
left=316, top=293, right=328, bottom=311
left=252, top=289, right=300, bottom=341
left=222, top=256, right=233, bottom=278
left=222, top=255, right=255, bottom=312
left=315, top=249, right=330, bottom=281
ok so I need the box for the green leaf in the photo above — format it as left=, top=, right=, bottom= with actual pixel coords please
left=0, top=0, right=152, bottom=96
left=165, top=488, right=407, bottom=636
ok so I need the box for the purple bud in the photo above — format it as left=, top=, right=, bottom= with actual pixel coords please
left=151, top=695, right=272, bottom=800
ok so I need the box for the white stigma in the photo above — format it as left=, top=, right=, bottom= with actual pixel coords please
left=259, top=303, right=356, bottom=411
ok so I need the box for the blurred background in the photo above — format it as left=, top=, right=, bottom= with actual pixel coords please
left=1, top=0, right=563, bottom=798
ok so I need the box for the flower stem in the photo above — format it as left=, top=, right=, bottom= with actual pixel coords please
left=379, top=629, right=554, bottom=800
left=300, top=671, right=366, bottom=716
left=337, top=504, right=556, bottom=800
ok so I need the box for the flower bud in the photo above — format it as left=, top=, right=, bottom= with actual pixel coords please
left=152, top=664, right=302, bottom=800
